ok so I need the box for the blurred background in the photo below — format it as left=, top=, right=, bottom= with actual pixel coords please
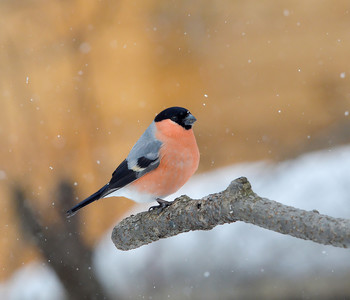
left=1, top=0, right=350, bottom=299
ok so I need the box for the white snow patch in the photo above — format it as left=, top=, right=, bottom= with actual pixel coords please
left=0, top=262, right=65, bottom=300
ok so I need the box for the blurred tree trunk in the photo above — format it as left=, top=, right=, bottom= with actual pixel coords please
left=13, top=181, right=113, bottom=300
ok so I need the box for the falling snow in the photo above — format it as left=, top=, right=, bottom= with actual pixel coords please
left=0, top=170, right=7, bottom=180
left=203, top=271, right=210, bottom=278
left=283, top=9, right=290, bottom=16
left=79, top=42, right=91, bottom=54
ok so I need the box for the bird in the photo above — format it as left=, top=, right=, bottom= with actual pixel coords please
left=66, top=106, right=200, bottom=217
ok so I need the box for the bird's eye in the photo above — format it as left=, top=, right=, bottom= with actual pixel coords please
left=171, top=116, right=178, bottom=121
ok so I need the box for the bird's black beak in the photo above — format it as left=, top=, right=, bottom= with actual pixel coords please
left=184, top=113, right=197, bottom=126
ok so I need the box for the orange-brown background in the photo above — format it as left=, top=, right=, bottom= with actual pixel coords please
left=1, top=0, right=350, bottom=280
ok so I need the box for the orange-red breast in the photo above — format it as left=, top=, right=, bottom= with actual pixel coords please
left=66, top=107, right=200, bottom=217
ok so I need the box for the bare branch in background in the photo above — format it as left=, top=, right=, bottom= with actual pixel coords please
left=112, top=177, right=350, bottom=251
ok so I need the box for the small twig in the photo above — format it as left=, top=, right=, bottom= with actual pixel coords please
left=112, top=177, right=350, bottom=251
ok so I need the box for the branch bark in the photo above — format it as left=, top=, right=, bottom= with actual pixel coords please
left=112, top=177, right=350, bottom=251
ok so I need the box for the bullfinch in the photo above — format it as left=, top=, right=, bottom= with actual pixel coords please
left=66, top=106, right=199, bottom=217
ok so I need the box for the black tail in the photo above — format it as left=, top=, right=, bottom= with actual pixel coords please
left=66, top=184, right=109, bottom=218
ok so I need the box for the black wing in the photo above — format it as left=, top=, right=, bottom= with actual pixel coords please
left=104, top=159, right=137, bottom=196
left=66, top=160, right=138, bottom=217
left=66, top=156, right=160, bottom=217
left=137, top=156, right=158, bottom=168
left=103, top=155, right=160, bottom=197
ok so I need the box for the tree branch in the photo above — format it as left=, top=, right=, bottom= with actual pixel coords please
left=112, top=177, right=350, bottom=251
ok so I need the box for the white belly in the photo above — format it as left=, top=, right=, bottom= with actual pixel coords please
left=103, top=186, right=157, bottom=203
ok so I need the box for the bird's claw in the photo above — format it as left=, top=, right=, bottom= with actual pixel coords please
left=148, top=198, right=172, bottom=213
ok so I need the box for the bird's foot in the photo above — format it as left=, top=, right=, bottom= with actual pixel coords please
left=148, top=198, right=172, bottom=213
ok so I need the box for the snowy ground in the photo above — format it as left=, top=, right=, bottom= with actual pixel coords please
left=2, top=145, right=350, bottom=299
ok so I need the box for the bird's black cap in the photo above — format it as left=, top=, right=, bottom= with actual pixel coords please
left=154, top=107, right=196, bottom=130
